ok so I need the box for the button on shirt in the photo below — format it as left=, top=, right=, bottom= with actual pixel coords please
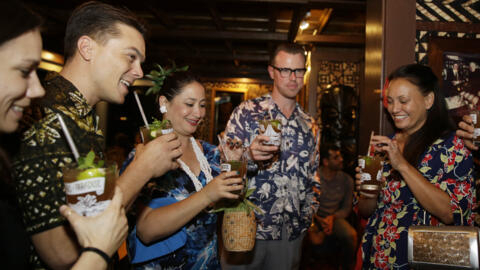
left=225, top=94, right=320, bottom=240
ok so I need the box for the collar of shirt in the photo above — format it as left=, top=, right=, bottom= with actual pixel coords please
left=43, top=72, right=95, bottom=120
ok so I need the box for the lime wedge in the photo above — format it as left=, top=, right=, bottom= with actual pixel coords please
left=150, top=130, right=157, bottom=138
left=270, top=120, right=281, bottom=129
left=77, top=168, right=105, bottom=180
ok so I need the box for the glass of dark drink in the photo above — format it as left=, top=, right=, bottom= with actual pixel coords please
left=140, top=119, right=173, bottom=143
left=63, top=157, right=117, bottom=217
left=469, top=111, right=480, bottom=146
left=258, top=118, right=281, bottom=147
left=358, top=154, right=384, bottom=194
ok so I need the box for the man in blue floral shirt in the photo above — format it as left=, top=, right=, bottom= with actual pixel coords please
left=223, top=43, right=320, bottom=269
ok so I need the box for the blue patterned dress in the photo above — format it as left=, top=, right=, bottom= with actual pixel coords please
left=125, top=141, right=221, bottom=270
left=361, top=132, right=476, bottom=270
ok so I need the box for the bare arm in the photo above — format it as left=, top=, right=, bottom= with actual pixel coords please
left=373, top=135, right=453, bottom=224
left=136, top=171, right=242, bottom=243
left=31, top=226, right=80, bottom=270
left=71, top=252, right=107, bottom=270
left=117, top=133, right=182, bottom=209
left=62, top=187, right=127, bottom=270
left=396, top=161, right=453, bottom=224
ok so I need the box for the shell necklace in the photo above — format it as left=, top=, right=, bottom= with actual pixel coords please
left=177, top=137, right=213, bottom=192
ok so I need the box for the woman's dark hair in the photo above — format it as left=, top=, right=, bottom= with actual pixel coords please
left=158, top=71, right=200, bottom=101
left=0, top=0, right=42, bottom=46
left=387, top=64, right=455, bottom=166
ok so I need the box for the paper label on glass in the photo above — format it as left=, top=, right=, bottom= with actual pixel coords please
left=358, top=158, right=365, bottom=169
left=69, top=194, right=111, bottom=217
left=221, top=163, right=232, bottom=172
left=65, top=177, right=105, bottom=196
left=360, top=173, right=371, bottom=182
left=263, top=125, right=281, bottom=146
left=474, top=128, right=480, bottom=138
left=161, top=128, right=173, bottom=135
left=376, top=170, right=382, bottom=181
left=470, top=113, right=477, bottom=124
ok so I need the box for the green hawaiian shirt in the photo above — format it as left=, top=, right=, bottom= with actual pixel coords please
left=12, top=72, right=104, bottom=269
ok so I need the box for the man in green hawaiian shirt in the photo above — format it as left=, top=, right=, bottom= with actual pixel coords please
left=13, top=2, right=182, bottom=269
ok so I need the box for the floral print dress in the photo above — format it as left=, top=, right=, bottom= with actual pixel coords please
left=361, top=132, right=476, bottom=270
left=127, top=141, right=221, bottom=270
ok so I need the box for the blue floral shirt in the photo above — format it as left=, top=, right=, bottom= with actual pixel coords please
left=124, top=141, right=221, bottom=270
left=361, top=132, right=476, bottom=270
left=225, top=94, right=320, bottom=241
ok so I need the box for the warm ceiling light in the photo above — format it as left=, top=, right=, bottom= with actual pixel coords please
left=299, top=21, right=309, bottom=30
left=41, top=50, right=64, bottom=65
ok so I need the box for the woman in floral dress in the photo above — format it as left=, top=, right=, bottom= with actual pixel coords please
left=124, top=72, right=243, bottom=269
left=356, top=64, right=475, bottom=270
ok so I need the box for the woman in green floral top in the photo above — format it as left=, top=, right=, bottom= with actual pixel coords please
left=356, top=64, right=475, bottom=270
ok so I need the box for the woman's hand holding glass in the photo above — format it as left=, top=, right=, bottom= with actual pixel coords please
left=59, top=187, right=127, bottom=257
left=355, top=166, right=378, bottom=199
left=202, top=171, right=244, bottom=203
left=371, top=135, right=408, bottom=171
left=456, top=114, right=478, bottom=151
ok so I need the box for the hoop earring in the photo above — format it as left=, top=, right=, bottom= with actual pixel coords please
left=160, top=105, right=167, bottom=114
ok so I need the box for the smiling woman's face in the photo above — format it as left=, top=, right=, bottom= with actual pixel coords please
left=0, top=29, right=44, bottom=133
left=386, top=78, right=433, bottom=135
left=163, top=81, right=206, bottom=137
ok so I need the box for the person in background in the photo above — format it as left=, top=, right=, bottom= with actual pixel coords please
left=12, top=2, right=182, bottom=269
left=124, top=72, right=243, bottom=269
left=306, top=144, right=356, bottom=270
left=357, top=64, right=475, bottom=269
left=223, top=43, right=320, bottom=270
left=0, top=1, right=129, bottom=269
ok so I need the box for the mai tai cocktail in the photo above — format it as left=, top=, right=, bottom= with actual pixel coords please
left=140, top=118, right=173, bottom=143
left=258, top=118, right=282, bottom=147
left=358, top=154, right=384, bottom=194
left=63, top=151, right=117, bottom=216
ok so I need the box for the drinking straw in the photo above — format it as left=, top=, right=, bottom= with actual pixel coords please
left=268, top=99, right=274, bottom=120
left=56, top=114, right=80, bottom=162
left=133, top=91, right=149, bottom=128
left=367, top=130, right=374, bottom=157
left=217, top=134, right=231, bottom=161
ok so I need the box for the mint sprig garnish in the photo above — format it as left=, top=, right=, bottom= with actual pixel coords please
left=77, top=150, right=104, bottom=170
left=212, top=180, right=264, bottom=214
left=150, top=118, right=171, bottom=130
left=145, top=61, right=189, bottom=96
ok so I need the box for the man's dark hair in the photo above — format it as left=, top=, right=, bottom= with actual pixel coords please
left=320, top=144, right=340, bottom=163
left=270, top=43, right=306, bottom=65
left=64, top=1, right=146, bottom=61
left=0, top=0, right=42, bottom=47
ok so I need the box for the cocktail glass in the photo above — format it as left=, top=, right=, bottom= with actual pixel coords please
left=139, top=119, right=173, bottom=143
left=218, top=135, right=247, bottom=196
left=63, top=162, right=117, bottom=216
left=358, top=154, right=384, bottom=194
left=469, top=111, right=480, bottom=146
left=258, top=118, right=282, bottom=146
